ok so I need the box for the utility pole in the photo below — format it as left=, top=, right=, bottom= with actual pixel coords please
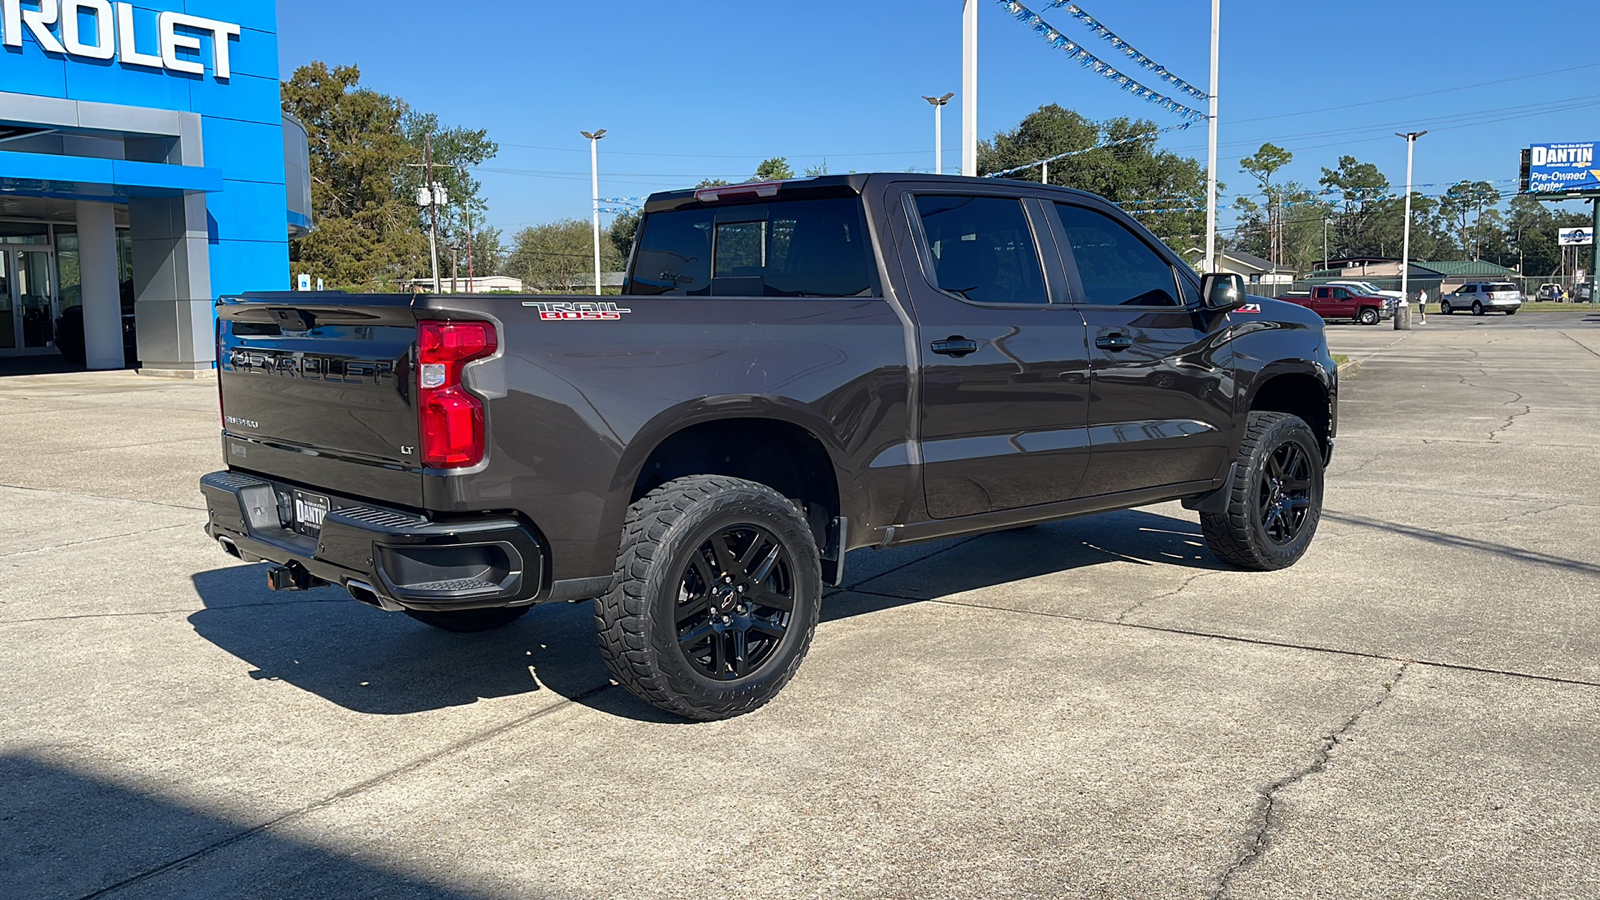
left=581, top=129, right=607, bottom=296
left=1591, top=197, right=1599, bottom=301
left=424, top=133, right=441, bottom=293
left=1042, top=160, right=1049, bottom=185
left=1396, top=131, right=1427, bottom=327
left=923, top=92, right=954, bottom=175
left=1323, top=215, right=1329, bottom=271
left=466, top=211, right=475, bottom=293
left=962, top=0, right=978, bottom=177
left=1204, top=0, right=1221, bottom=272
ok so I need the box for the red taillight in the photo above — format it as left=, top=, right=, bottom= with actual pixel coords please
left=417, top=320, right=497, bottom=468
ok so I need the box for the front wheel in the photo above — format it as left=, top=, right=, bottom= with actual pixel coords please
left=1441, top=301, right=1453, bottom=315
left=1201, top=411, right=1325, bottom=571
left=595, top=475, right=822, bottom=720
left=1357, top=307, right=1379, bottom=326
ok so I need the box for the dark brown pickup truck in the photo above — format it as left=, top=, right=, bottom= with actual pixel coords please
left=202, top=173, right=1338, bottom=719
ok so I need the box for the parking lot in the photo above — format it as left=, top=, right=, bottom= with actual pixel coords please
left=3, top=311, right=1599, bottom=899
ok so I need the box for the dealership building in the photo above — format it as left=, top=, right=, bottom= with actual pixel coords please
left=0, top=0, right=307, bottom=375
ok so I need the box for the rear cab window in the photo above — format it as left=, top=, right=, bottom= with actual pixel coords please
left=625, top=196, right=877, bottom=297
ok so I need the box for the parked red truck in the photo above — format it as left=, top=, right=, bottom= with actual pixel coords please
left=1277, top=286, right=1386, bottom=326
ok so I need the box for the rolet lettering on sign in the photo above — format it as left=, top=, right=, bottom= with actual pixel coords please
left=0, top=0, right=239, bottom=80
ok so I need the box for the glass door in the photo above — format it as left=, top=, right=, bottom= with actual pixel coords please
left=0, top=250, right=14, bottom=351
left=13, top=248, right=58, bottom=351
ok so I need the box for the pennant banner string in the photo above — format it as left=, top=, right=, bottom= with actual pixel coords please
left=999, top=0, right=1208, bottom=122
left=1042, top=1, right=1210, bottom=103
left=987, top=121, right=1194, bottom=179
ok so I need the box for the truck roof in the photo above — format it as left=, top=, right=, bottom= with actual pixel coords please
left=642, top=172, right=1108, bottom=213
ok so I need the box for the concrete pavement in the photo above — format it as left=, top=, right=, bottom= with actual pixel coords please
left=3, top=313, right=1598, bottom=899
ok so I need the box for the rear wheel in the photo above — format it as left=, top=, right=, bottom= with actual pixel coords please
left=1505, top=308, right=1518, bottom=316
left=404, top=607, right=530, bottom=633
left=1357, top=307, right=1379, bottom=326
left=595, top=475, right=821, bottom=720
left=1201, top=411, right=1324, bottom=571
left=1472, top=300, right=1484, bottom=316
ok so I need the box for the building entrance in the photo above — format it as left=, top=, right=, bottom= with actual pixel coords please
left=0, top=247, right=60, bottom=355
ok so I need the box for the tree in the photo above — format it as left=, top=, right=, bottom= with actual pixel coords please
left=281, top=62, right=500, bottom=291
left=281, top=63, right=428, bottom=290
left=609, top=209, right=641, bottom=262
left=1240, top=143, right=1294, bottom=266
left=978, top=105, right=1209, bottom=251
left=751, top=158, right=794, bottom=182
left=697, top=178, right=731, bottom=188
left=1440, top=180, right=1502, bottom=260
left=1319, top=155, right=1392, bottom=260
left=505, top=219, right=624, bottom=293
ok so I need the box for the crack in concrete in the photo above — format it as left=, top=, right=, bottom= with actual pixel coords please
left=1115, top=569, right=1223, bottom=624
left=0, top=523, right=199, bottom=560
left=0, top=597, right=345, bottom=627
left=1210, top=663, right=1411, bottom=899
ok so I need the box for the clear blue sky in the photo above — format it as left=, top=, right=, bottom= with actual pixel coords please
left=275, top=0, right=1600, bottom=236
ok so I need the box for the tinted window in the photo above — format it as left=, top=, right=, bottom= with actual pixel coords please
left=626, top=197, right=873, bottom=297
left=1053, top=204, right=1180, bottom=307
left=915, top=195, right=1047, bottom=305
left=1487, top=282, right=1517, bottom=292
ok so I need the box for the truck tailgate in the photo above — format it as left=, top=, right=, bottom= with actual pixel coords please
left=217, top=296, right=424, bottom=508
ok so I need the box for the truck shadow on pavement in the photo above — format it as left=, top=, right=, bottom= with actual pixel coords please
left=189, top=508, right=1214, bottom=721
left=2, top=753, right=503, bottom=900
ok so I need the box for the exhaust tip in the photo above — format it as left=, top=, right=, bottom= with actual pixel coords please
left=347, top=580, right=403, bottom=612
left=217, top=536, right=242, bottom=560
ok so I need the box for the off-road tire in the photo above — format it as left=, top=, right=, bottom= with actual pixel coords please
left=404, top=607, right=530, bottom=633
left=1357, top=307, right=1379, bottom=325
left=1201, top=411, right=1325, bottom=571
left=595, top=475, right=822, bottom=720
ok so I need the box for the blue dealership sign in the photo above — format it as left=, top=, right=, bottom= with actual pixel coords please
left=1524, top=142, right=1600, bottom=196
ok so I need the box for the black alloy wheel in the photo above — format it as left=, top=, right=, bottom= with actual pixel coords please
left=596, top=475, right=822, bottom=720
left=673, top=524, right=795, bottom=680
left=1200, top=411, right=1325, bottom=571
left=1255, top=440, right=1314, bottom=546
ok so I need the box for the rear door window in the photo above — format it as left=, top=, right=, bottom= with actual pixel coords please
left=914, top=195, right=1048, bottom=305
left=626, top=197, right=875, bottom=297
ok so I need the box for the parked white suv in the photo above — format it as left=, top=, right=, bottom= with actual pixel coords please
left=1441, top=282, right=1522, bottom=316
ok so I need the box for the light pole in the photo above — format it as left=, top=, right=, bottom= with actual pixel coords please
left=581, top=129, right=607, bottom=296
left=1204, top=0, right=1221, bottom=273
left=962, top=0, right=978, bottom=176
left=923, top=92, right=954, bottom=175
left=1397, top=130, right=1427, bottom=326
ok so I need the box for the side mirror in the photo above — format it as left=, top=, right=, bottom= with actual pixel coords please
left=1200, top=273, right=1247, bottom=312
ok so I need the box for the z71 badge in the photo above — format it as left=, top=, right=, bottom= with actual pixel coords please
left=523, top=301, right=633, bottom=321
left=1235, top=303, right=1263, bottom=314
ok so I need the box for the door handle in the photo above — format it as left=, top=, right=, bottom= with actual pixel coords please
left=1096, top=334, right=1134, bottom=351
left=931, top=337, right=979, bottom=358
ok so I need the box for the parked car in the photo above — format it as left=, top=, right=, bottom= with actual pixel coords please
left=202, top=173, right=1338, bottom=720
left=1535, top=283, right=1564, bottom=302
left=1440, top=282, right=1522, bottom=316
left=53, top=280, right=138, bottom=368
left=1276, top=285, right=1386, bottom=325
left=1323, top=281, right=1400, bottom=319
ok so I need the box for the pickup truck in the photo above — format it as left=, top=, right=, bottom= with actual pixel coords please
left=1276, top=285, right=1386, bottom=325
left=202, top=174, right=1338, bottom=720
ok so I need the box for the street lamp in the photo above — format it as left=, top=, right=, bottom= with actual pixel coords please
left=922, top=92, right=954, bottom=175
left=581, top=129, right=608, bottom=296
left=1203, top=0, right=1221, bottom=273
left=1397, top=130, right=1427, bottom=327
left=962, top=0, right=977, bottom=176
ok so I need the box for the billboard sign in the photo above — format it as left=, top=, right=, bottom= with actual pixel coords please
left=1559, top=227, right=1594, bottom=246
left=1522, top=142, right=1600, bottom=195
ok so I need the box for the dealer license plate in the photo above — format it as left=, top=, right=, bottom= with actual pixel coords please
left=292, top=490, right=331, bottom=537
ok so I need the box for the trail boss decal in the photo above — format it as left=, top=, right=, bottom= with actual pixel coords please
left=523, top=301, right=633, bottom=321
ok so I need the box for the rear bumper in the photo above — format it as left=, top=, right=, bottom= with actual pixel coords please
left=200, top=470, right=544, bottom=611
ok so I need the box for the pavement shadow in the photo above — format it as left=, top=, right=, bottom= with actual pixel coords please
left=1325, top=511, right=1600, bottom=577
left=826, top=507, right=1221, bottom=620
left=189, top=565, right=621, bottom=719
left=1, top=753, right=505, bottom=899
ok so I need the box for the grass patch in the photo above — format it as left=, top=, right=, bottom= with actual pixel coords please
left=1511, top=302, right=1598, bottom=312
left=1333, top=354, right=1350, bottom=367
